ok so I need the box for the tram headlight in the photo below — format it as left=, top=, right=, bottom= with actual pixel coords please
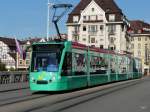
left=51, top=75, right=56, bottom=81
left=31, top=77, right=34, bottom=81
left=31, top=77, right=36, bottom=83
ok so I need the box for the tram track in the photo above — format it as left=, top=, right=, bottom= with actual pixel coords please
left=26, top=79, right=144, bottom=112
left=0, top=93, right=50, bottom=107
left=0, top=87, right=29, bottom=93
left=0, top=78, right=144, bottom=112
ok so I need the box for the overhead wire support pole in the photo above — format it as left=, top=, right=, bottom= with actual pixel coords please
left=47, top=0, right=54, bottom=41
left=47, top=0, right=50, bottom=41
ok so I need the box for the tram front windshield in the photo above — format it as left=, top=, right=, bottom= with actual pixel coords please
left=31, top=44, right=63, bottom=72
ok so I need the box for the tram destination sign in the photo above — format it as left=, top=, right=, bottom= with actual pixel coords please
left=33, top=44, right=64, bottom=51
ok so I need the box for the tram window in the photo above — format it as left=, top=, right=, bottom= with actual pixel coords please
left=110, top=56, right=116, bottom=73
left=61, top=52, right=72, bottom=76
left=72, top=53, right=86, bottom=75
left=90, top=56, right=108, bottom=74
left=118, top=57, right=127, bottom=74
left=133, top=59, right=138, bottom=73
left=31, top=52, right=59, bottom=72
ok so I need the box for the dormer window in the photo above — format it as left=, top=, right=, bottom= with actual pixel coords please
left=109, top=14, right=115, bottom=22
left=73, top=16, right=79, bottom=23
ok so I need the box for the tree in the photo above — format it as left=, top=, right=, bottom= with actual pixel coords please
left=9, top=67, right=15, bottom=71
left=0, top=60, right=6, bottom=71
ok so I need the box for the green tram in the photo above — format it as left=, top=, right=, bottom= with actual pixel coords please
left=29, top=41, right=142, bottom=91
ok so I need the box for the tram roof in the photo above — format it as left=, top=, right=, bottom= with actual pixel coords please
left=31, top=41, right=133, bottom=57
left=72, top=42, right=127, bottom=56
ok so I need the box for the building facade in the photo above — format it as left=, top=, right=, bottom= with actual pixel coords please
left=130, top=20, right=150, bottom=75
left=67, top=0, right=130, bottom=52
left=16, top=38, right=45, bottom=70
left=0, top=37, right=16, bottom=70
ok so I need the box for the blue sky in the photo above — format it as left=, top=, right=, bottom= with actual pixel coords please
left=0, top=0, right=149, bottom=39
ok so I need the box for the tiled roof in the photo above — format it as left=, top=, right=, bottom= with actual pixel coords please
left=8, top=53, right=16, bottom=61
left=0, top=37, right=16, bottom=47
left=129, top=20, right=150, bottom=34
left=0, top=37, right=17, bottom=60
left=67, top=0, right=123, bottom=23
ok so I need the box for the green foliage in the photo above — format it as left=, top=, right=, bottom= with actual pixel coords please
left=0, top=60, right=7, bottom=71
left=9, top=67, right=15, bottom=71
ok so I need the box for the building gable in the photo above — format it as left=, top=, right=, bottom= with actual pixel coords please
left=80, top=0, right=106, bottom=23
left=67, top=0, right=123, bottom=23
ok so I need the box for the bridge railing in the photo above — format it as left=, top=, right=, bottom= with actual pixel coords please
left=0, top=71, right=29, bottom=84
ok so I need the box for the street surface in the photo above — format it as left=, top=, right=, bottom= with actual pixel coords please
left=60, top=77, right=150, bottom=112
left=0, top=77, right=149, bottom=112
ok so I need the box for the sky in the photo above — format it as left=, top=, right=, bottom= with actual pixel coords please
left=0, top=0, right=149, bottom=39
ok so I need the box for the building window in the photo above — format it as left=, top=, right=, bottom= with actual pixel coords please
left=145, top=37, right=147, bottom=41
left=138, top=30, right=142, bottom=33
left=26, top=60, right=30, bottom=65
left=82, top=38, right=86, bottom=41
left=2, top=54, right=6, bottom=59
left=109, top=14, right=115, bottom=22
left=138, top=51, right=141, bottom=57
left=138, top=43, right=141, bottom=49
left=91, top=38, right=95, bottom=43
left=98, top=14, right=103, bottom=20
left=100, top=45, right=104, bottom=49
left=74, top=26, right=79, bottom=32
left=100, top=25, right=104, bottom=30
left=83, top=26, right=86, bottom=31
left=26, top=52, right=30, bottom=59
left=92, top=8, right=95, bottom=12
left=91, top=15, right=97, bottom=21
left=88, top=16, right=91, bottom=21
left=73, top=36, right=79, bottom=41
left=131, top=38, right=134, bottom=41
left=110, top=37, right=114, bottom=43
left=73, top=16, right=79, bottom=23
left=108, top=25, right=116, bottom=34
left=83, top=16, right=86, bottom=21
left=131, top=44, right=134, bottom=49
left=88, top=25, right=97, bottom=32
left=19, top=60, right=23, bottom=65
left=100, top=39, right=104, bottom=41
left=96, top=15, right=98, bottom=20
left=138, top=37, right=141, bottom=41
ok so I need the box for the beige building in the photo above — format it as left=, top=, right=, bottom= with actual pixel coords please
left=130, top=20, right=150, bottom=75
left=16, top=38, right=46, bottom=70
left=67, top=0, right=130, bottom=52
